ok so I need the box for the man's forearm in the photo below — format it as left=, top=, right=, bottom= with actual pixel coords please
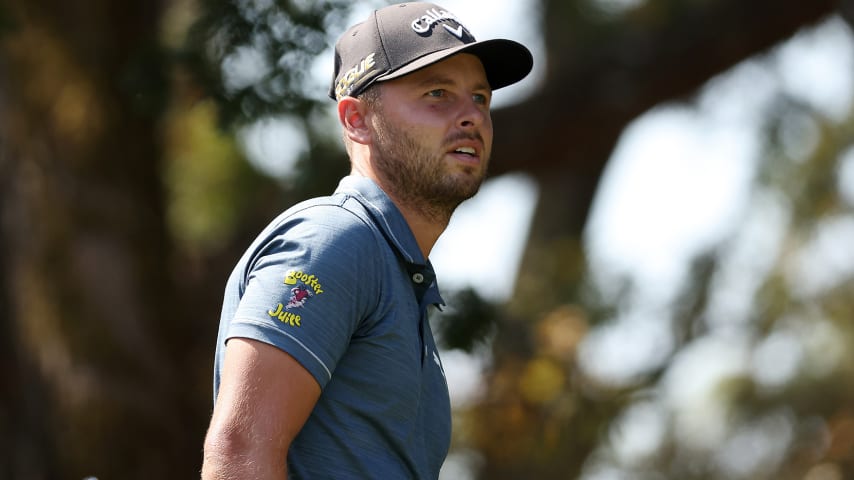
left=201, top=437, right=287, bottom=479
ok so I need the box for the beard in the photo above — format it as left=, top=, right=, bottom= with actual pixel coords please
left=369, top=112, right=489, bottom=224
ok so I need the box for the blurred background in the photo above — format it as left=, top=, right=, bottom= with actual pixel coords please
left=1, top=0, right=853, bottom=478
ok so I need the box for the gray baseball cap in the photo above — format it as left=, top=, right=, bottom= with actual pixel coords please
left=329, top=2, right=533, bottom=100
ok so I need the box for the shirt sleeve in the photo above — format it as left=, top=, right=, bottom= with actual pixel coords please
left=225, top=205, right=380, bottom=389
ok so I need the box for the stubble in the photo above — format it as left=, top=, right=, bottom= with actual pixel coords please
left=370, top=111, right=488, bottom=224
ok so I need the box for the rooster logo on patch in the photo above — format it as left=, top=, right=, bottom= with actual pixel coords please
left=286, top=285, right=312, bottom=309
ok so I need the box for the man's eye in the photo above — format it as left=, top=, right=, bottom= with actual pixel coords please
left=427, top=89, right=445, bottom=98
left=473, top=93, right=489, bottom=105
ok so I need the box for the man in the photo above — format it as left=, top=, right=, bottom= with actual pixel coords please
left=202, top=2, right=532, bottom=478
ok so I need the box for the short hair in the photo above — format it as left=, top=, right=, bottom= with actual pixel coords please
left=358, top=84, right=382, bottom=110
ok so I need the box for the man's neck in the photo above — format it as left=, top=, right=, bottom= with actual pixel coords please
left=391, top=198, right=451, bottom=259
left=348, top=163, right=454, bottom=259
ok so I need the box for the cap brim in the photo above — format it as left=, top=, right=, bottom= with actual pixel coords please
left=375, top=38, right=533, bottom=91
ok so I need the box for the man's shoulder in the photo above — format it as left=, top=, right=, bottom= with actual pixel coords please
left=242, top=194, right=384, bottom=262
left=233, top=191, right=390, bottom=280
left=273, top=193, right=378, bottom=238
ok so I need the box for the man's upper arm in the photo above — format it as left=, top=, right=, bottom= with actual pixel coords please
left=204, top=337, right=321, bottom=477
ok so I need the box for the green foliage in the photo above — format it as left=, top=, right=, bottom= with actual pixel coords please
left=434, top=287, right=500, bottom=352
left=180, top=0, right=389, bottom=209
left=185, top=0, right=383, bottom=127
left=164, top=100, right=262, bottom=253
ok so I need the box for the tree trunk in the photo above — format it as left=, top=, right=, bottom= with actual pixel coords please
left=0, top=0, right=206, bottom=477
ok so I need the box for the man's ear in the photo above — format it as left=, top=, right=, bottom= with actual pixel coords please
left=338, top=96, right=371, bottom=145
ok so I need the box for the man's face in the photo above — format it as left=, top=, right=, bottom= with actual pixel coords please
left=366, top=53, right=494, bottom=216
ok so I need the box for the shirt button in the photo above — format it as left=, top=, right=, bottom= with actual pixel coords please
left=412, top=273, right=424, bottom=284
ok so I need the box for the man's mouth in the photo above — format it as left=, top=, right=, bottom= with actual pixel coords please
left=454, top=146, right=477, bottom=157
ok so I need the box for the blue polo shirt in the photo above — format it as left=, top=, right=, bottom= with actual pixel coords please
left=213, top=175, right=451, bottom=479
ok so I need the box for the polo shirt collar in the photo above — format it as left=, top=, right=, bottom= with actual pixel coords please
left=335, top=175, right=445, bottom=308
left=336, top=175, right=423, bottom=264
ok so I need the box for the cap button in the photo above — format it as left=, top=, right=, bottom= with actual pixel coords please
left=412, top=273, right=425, bottom=284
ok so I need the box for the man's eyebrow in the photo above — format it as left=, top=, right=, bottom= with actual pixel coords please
left=415, top=75, right=492, bottom=93
left=416, top=75, right=455, bottom=88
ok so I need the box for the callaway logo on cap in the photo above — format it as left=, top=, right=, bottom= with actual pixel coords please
left=329, top=2, right=533, bottom=100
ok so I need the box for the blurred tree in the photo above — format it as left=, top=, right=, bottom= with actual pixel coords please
left=571, top=78, right=854, bottom=480
left=0, top=0, right=206, bottom=477
left=451, top=1, right=850, bottom=478
left=0, top=0, right=361, bottom=477
left=0, top=0, right=851, bottom=478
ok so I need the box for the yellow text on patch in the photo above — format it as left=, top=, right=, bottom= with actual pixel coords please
left=268, top=303, right=301, bottom=327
